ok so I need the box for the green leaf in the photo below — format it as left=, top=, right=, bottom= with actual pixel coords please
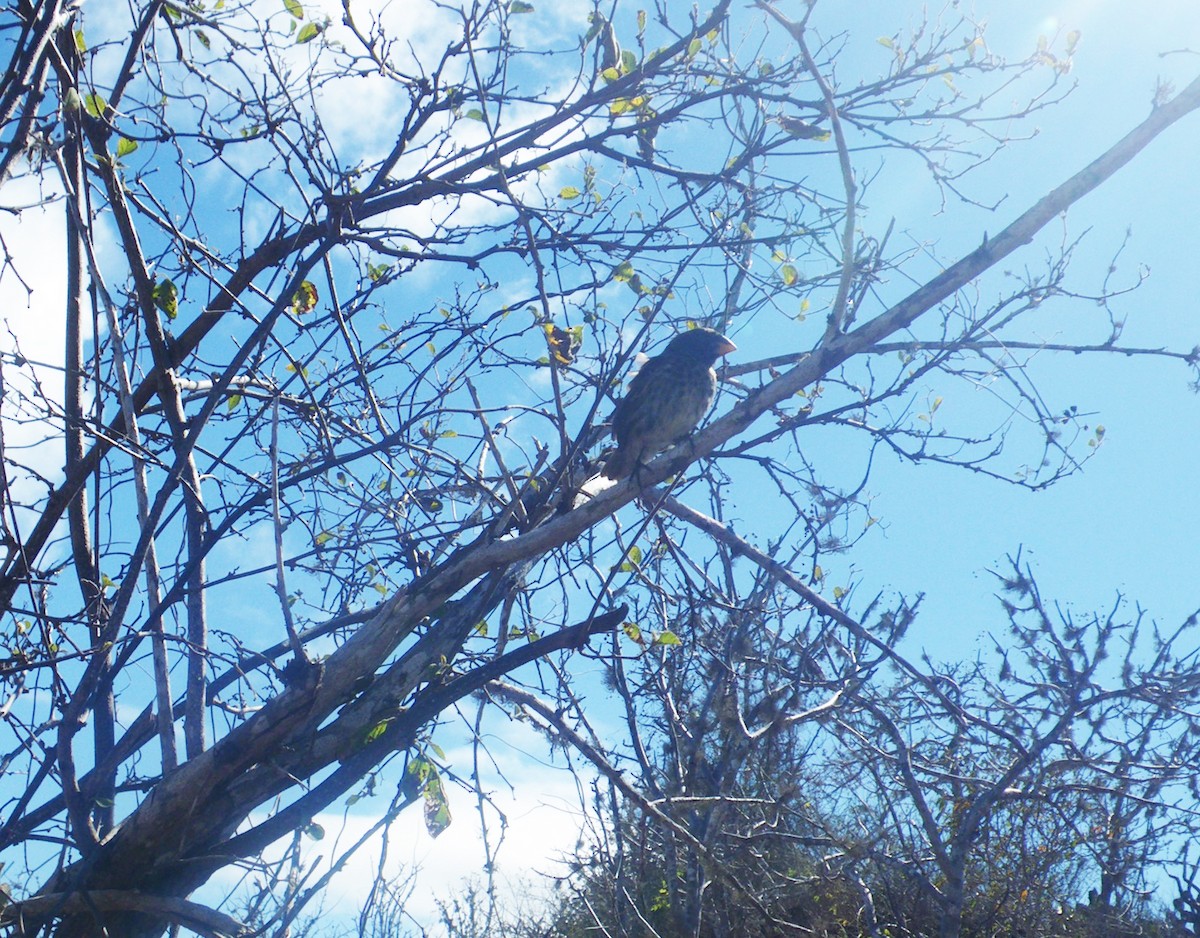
left=637, top=9, right=646, bottom=34
left=314, top=530, right=336, bottom=547
left=226, top=393, right=242, bottom=411
left=600, top=66, right=620, bottom=82
left=74, top=29, right=86, bottom=53
left=508, top=0, right=534, bottom=11
left=194, top=29, right=210, bottom=49
left=464, top=108, right=485, bottom=121
left=558, top=185, right=582, bottom=199
left=780, top=264, right=798, bottom=287
left=620, top=49, right=637, bottom=73
left=152, top=278, right=178, bottom=320
left=687, top=37, right=702, bottom=58
left=305, top=821, right=325, bottom=840
left=63, top=88, right=82, bottom=112
left=653, top=629, right=682, bottom=646
left=116, top=137, right=138, bottom=158
left=296, top=21, right=321, bottom=43
left=778, top=116, right=829, bottom=140
left=84, top=92, right=107, bottom=118
left=283, top=0, right=303, bottom=17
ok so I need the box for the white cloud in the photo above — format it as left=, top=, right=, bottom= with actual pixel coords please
left=196, top=711, right=592, bottom=930
left=0, top=182, right=72, bottom=521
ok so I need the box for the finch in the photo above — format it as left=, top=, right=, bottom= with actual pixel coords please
left=601, top=327, right=736, bottom=481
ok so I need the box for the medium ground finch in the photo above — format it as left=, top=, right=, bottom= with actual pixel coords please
left=601, top=327, right=736, bottom=481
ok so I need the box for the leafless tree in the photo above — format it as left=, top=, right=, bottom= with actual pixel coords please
left=0, top=1, right=1198, bottom=936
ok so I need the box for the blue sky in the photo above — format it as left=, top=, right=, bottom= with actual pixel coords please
left=838, top=1, right=1200, bottom=654
left=4, top=0, right=1200, bottom=930
left=376, top=2, right=1200, bottom=924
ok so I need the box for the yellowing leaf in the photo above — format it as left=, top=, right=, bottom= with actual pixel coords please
left=291, top=280, right=318, bottom=315
left=116, top=137, right=138, bottom=158
left=780, top=264, right=798, bottom=286
left=543, top=323, right=579, bottom=365
left=558, top=185, right=582, bottom=199
left=152, top=278, right=178, bottom=320
left=422, top=771, right=452, bottom=838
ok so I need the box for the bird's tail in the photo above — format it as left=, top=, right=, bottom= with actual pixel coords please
left=600, top=448, right=635, bottom=481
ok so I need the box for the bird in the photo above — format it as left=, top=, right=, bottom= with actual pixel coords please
left=600, top=327, right=736, bottom=481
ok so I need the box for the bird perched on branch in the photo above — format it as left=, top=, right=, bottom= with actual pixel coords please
left=601, top=327, right=736, bottom=481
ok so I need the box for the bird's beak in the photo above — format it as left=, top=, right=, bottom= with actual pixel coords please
left=716, top=336, right=737, bottom=356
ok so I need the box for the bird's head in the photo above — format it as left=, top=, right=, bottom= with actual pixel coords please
left=663, top=327, right=737, bottom=365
